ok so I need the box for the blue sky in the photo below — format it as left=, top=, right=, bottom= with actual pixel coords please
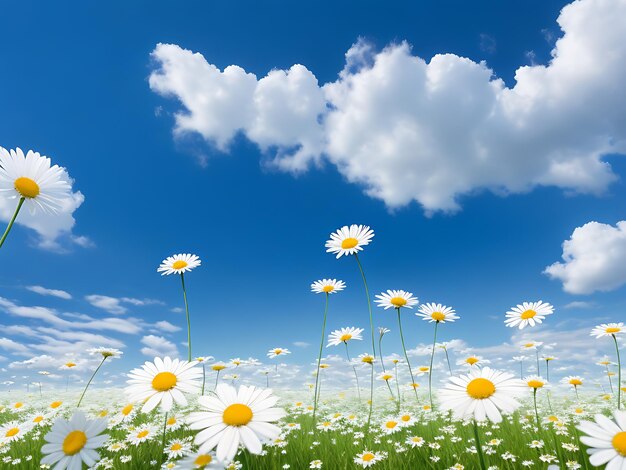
left=2, top=0, right=626, bottom=390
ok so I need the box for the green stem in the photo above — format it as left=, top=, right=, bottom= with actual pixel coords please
left=428, top=322, right=439, bottom=409
left=160, top=412, right=168, bottom=466
left=379, top=335, right=386, bottom=373
left=180, top=273, right=192, bottom=362
left=201, top=363, right=206, bottom=395
left=397, top=308, right=419, bottom=401
left=533, top=388, right=541, bottom=428
left=614, top=334, right=622, bottom=410
left=0, top=197, right=25, bottom=249
left=344, top=342, right=361, bottom=402
left=545, top=360, right=549, bottom=382
left=473, top=421, right=487, bottom=470
left=607, top=364, right=614, bottom=394
left=394, top=362, right=401, bottom=410
left=354, top=253, right=376, bottom=429
left=214, top=370, right=220, bottom=390
left=313, top=293, right=329, bottom=420
left=77, top=356, right=107, bottom=408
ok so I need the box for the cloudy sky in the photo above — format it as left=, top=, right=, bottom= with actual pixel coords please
left=1, top=0, right=626, bottom=391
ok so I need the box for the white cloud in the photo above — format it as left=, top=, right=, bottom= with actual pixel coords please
left=140, top=335, right=179, bottom=358
left=545, top=221, right=626, bottom=294
left=150, top=0, right=626, bottom=213
left=153, top=320, right=181, bottom=333
left=293, top=341, right=310, bottom=348
left=26, top=285, right=72, bottom=300
left=0, top=337, right=30, bottom=354
left=0, top=153, right=86, bottom=250
left=85, top=295, right=163, bottom=314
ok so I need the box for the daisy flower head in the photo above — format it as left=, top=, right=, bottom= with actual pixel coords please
left=520, top=341, right=543, bottom=351
left=505, top=301, right=554, bottom=329
left=524, top=375, right=548, bottom=389
left=358, top=353, right=375, bottom=365
left=561, top=376, right=584, bottom=387
left=267, top=348, right=291, bottom=359
left=0, top=147, right=72, bottom=214
left=378, top=327, right=390, bottom=337
left=591, top=323, right=626, bottom=338
left=327, top=327, right=364, bottom=347
left=87, top=347, right=123, bottom=359
left=311, top=279, right=346, bottom=294
left=41, top=411, right=108, bottom=469
left=212, top=363, right=228, bottom=372
left=187, top=383, right=286, bottom=463
left=325, top=224, right=374, bottom=259
left=416, top=303, right=458, bottom=323
left=438, top=367, right=526, bottom=423
left=375, top=290, right=419, bottom=310
left=354, top=450, right=385, bottom=467
left=157, top=253, right=201, bottom=276
left=1, top=421, right=32, bottom=444
left=378, top=373, right=394, bottom=382
left=125, top=356, right=202, bottom=413
left=456, top=355, right=489, bottom=367
left=578, top=410, right=626, bottom=467
left=178, top=451, right=222, bottom=469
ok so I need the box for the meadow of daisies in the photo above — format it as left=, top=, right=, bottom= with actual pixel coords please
left=3, top=147, right=626, bottom=470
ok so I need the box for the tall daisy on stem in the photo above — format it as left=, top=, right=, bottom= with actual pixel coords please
left=325, top=224, right=375, bottom=426
left=561, top=376, right=584, bottom=401
left=512, top=356, right=526, bottom=380
left=438, top=342, right=454, bottom=375
left=327, top=327, right=363, bottom=401
left=520, top=341, right=543, bottom=374
left=591, top=322, right=625, bottom=409
left=310, top=278, right=345, bottom=420
left=158, top=253, right=201, bottom=361
left=0, top=147, right=72, bottom=249
left=211, top=363, right=227, bottom=390
left=78, top=348, right=123, bottom=407
left=195, top=356, right=214, bottom=396
left=378, top=327, right=390, bottom=373
left=524, top=375, right=547, bottom=427
left=375, top=290, right=419, bottom=403
left=417, top=302, right=459, bottom=409
left=439, top=367, right=525, bottom=470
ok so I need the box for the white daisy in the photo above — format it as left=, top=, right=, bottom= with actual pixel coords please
left=591, top=323, right=626, bottom=338
left=126, top=424, right=157, bottom=446
left=524, top=376, right=548, bottom=389
left=325, top=225, right=374, bottom=259
left=520, top=341, right=543, bottom=351
left=561, top=376, right=584, bottom=387
left=87, top=347, right=123, bottom=359
left=326, top=327, right=364, bottom=347
left=178, top=451, right=223, bottom=469
left=578, top=410, right=626, bottom=468
left=157, top=253, right=201, bottom=275
left=267, top=348, right=291, bottom=359
left=187, top=383, right=286, bottom=463
left=0, top=147, right=72, bottom=213
left=438, top=367, right=526, bottom=423
left=416, top=303, right=458, bottom=323
left=504, top=301, right=554, bottom=329
left=125, top=356, right=202, bottom=413
left=375, top=290, right=419, bottom=310
left=456, top=355, right=489, bottom=367
left=354, top=450, right=385, bottom=467
left=0, top=421, right=32, bottom=444
left=40, top=411, right=108, bottom=469
left=311, top=279, right=346, bottom=294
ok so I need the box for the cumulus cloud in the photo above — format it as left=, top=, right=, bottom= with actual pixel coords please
left=545, top=221, right=626, bottom=294
left=153, top=320, right=181, bottom=333
left=149, top=0, right=626, bottom=213
left=140, top=335, right=179, bottom=358
left=26, top=285, right=72, bottom=300
left=85, top=295, right=163, bottom=314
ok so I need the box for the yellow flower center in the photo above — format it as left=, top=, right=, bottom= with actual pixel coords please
left=574, top=408, right=584, bottom=414
left=431, top=311, right=445, bottom=321
left=152, top=372, right=177, bottom=391
left=423, top=405, right=431, bottom=410
left=521, top=309, right=536, bottom=319
left=167, top=417, right=177, bottom=425
left=401, top=414, right=411, bottom=422
left=613, top=432, right=626, bottom=456
left=527, top=380, right=544, bottom=388
left=524, top=343, right=535, bottom=348
left=382, top=374, right=393, bottom=381
left=62, top=430, right=87, bottom=455
left=195, top=455, right=213, bottom=466
left=122, top=404, right=133, bottom=416
left=340, top=334, right=353, bottom=342
left=361, top=356, right=374, bottom=364
left=170, top=443, right=182, bottom=451
left=98, top=411, right=108, bottom=417
left=65, top=362, right=76, bottom=368
left=390, top=297, right=407, bottom=307
left=137, top=430, right=149, bottom=438
left=5, top=428, right=19, bottom=437
left=362, top=453, right=376, bottom=462
left=14, top=177, right=40, bottom=198
left=466, top=378, right=496, bottom=399
left=212, top=365, right=226, bottom=371
left=14, top=402, right=23, bottom=408
left=33, top=416, right=44, bottom=423
left=322, top=285, right=334, bottom=293
left=385, top=421, right=398, bottom=429
left=569, top=378, right=582, bottom=386
left=223, top=404, right=253, bottom=426
left=419, top=366, right=429, bottom=372
left=274, top=349, right=282, bottom=354
left=547, top=415, right=559, bottom=422
left=172, top=260, right=188, bottom=270
left=50, top=401, right=62, bottom=409
left=466, top=357, right=479, bottom=365
left=341, top=237, right=359, bottom=249
left=411, top=383, right=420, bottom=389
left=607, top=327, right=622, bottom=333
